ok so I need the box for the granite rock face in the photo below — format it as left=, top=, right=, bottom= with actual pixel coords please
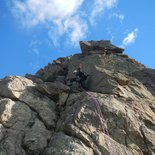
left=0, top=41, right=155, bottom=155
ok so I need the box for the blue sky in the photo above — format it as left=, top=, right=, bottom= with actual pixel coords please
left=0, top=0, right=155, bottom=78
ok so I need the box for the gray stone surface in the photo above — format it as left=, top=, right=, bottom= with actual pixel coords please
left=80, top=40, right=124, bottom=55
left=43, top=132, right=94, bottom=155
left=0, top=46, right=155, bottom=155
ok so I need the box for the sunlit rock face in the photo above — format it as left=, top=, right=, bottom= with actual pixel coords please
left=80, top=40, right=124, bottom=55
left=0, top=40, right=155, bottom=155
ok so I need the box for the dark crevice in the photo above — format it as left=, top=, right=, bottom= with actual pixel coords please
left=54, top=93, right=71, bottom=132
left=0, top=95, right=19, bottom=101
left=34, top=89, right=59, bottom=103
left=61, top=91, right=71, bottom=108
left=22, top=100, right=55, bottom=131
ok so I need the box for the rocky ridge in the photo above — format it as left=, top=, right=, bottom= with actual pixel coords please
left=0, top=40, right=155, bottom=155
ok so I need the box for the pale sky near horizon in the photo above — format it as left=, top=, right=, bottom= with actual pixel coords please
left=0, top=0, right=155, bottom=78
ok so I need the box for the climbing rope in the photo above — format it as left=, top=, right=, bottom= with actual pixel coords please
left=86, top=91, right=115, bottom=155
left=71, top=63, right=114, bottom=154
left=86, top=91, right=110, bottom=136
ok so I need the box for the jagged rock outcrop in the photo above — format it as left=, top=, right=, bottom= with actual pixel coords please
left=0, top=41, right=155, bottom=155
left=80, top=40, right=124, bottom=55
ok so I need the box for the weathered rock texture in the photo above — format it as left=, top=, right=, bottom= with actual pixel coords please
left=80, top=40, right=124, bottom=55
left=0, top=41, right=155, bottom=155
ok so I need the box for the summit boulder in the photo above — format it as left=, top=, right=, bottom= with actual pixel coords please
left=80, top=40, right=124, bottom=55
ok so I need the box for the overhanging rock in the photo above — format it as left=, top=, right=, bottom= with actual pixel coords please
left=80, top=40, right=124, bottom=55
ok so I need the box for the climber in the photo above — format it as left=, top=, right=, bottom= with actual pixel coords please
left=70, top=64, right=88, bottom=90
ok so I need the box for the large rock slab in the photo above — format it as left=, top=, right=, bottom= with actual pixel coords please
left=23, top=119, right=51, bottom=154
left=56, top=92, right=153, bottom=154
left=36, top=81, right=70, bottom=105
left=0, top=76, right=34, bottom=99
left=67, top=54, right=154, bottom=101
left=80, top=40, right=124, bottom=55
left=0, top=98, right=52, bottom=155
left=0, top=76, right=57, bottom=129
left=36, top=63, right=67, bottom=82
left=43, top=132, right=94, bottom=155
